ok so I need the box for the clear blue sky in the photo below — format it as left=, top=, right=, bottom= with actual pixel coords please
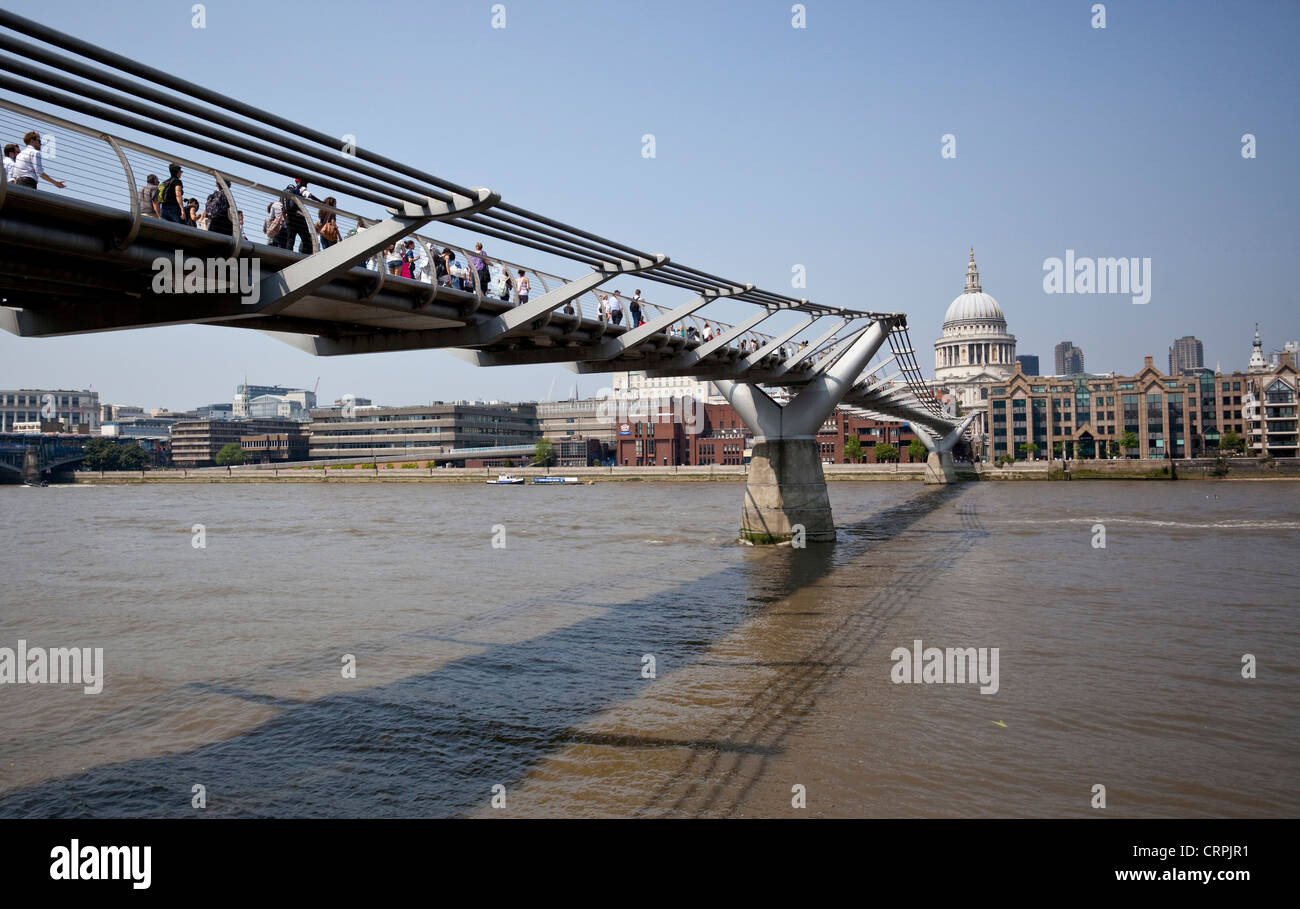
left=2, top=0, right=1297, bottom=409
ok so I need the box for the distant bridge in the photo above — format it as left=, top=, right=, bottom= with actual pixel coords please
left=0, top=433, right=87, bottom=483
left=0, top=12, right=971, bottom=540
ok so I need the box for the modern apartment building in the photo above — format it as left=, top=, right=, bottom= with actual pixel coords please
left=1244, top=369, right=1299, bottom=457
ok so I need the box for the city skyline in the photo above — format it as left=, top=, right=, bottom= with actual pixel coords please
left=1, top=0, right=1296, bottom=410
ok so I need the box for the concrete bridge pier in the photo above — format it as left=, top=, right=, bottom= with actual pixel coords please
left=913, top=414, right=977, bottom=485
left=738, top=435, right=834, bottom=544
left=21, top=438, right=42, bottom=484
left=717, top=319, right=892, bottom=544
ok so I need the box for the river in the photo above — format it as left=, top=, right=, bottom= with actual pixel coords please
left=0, top=480, right=1295, bottom=817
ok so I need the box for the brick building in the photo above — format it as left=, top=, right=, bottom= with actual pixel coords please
left=614, top=401, right=922, bottom=466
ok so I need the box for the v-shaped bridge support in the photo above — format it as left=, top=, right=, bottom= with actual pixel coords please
left=912, top=412, right=977, bottom=484
left=712, top=318, right=893, bottom=544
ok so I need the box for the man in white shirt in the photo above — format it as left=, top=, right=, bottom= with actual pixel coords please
left=609, top=292, right=624, bottom=326
left=13, top=131, right=65, bottom=189
left=3, top=144, right=18, bottom=183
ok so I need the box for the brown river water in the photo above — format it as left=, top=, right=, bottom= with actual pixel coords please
left=0, top=479, right=1296, bottom=817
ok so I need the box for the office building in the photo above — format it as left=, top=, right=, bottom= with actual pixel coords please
left=0, top=388, right=99, bottom=432
left=1168, top=335, right=1205, bottom=375
left=170, top=418, right=303, bottom=467
left=982, top=352, right=1298, bottom=461
left=1015, top=355, right=1039, bottom=376
left=1054, top=341, right=1085, bottom=376
left=306, top=402, right=540, bottom=460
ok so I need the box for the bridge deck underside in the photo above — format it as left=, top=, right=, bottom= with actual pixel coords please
left=0, top=190, right=820, bottom=384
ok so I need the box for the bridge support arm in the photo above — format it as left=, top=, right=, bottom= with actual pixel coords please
left=912, top=412, right=977, bottom=484
left=780, top=318, right=893, bottom=438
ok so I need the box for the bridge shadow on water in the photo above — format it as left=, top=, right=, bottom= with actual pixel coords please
left=0, top=485, right=974, bottom=818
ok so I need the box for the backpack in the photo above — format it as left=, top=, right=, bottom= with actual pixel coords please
left=282, top=185, right=303, bottom=222
left=203, top=188, right=229, bottom=221
left=157, top=178, right=177, bottom=207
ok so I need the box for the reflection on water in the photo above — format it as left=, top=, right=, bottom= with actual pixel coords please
left=0, top=481, right=1295, bottom=817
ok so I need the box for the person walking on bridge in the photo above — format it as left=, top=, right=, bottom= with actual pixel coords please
left=609, top=293, right=623, bottom=325
left=470, top=242, right=491, bottom=292
left=516, top=269, right=530, bottom=305
left=157, top=163, right=185, bottom=223
left=2, top=142, right=17, bottom=183
left=315, top=196, right=340, bottom=248
left=138, top=174, right=160, bottom=218
left=12, top=132, right=65, bottom=190
left=277, top=178, right=314, bottom=252
left=629, top=290, right=643, bottom=327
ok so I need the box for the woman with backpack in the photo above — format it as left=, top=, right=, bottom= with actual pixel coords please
left=157, top=163, right=185, bottom=224
left=629, top=290, right=643, bottom=327
left=495, top=267, right=513, bottom=301
left=315, top=196, right=340, bottom=248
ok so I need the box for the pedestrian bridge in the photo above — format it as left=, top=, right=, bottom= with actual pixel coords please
left=0, top=11, right=972, bottom=540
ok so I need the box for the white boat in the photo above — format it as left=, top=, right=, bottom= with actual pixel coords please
left=485, top=474, right=525, bottom=485
left=532, top=476, right=580, bottom=485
